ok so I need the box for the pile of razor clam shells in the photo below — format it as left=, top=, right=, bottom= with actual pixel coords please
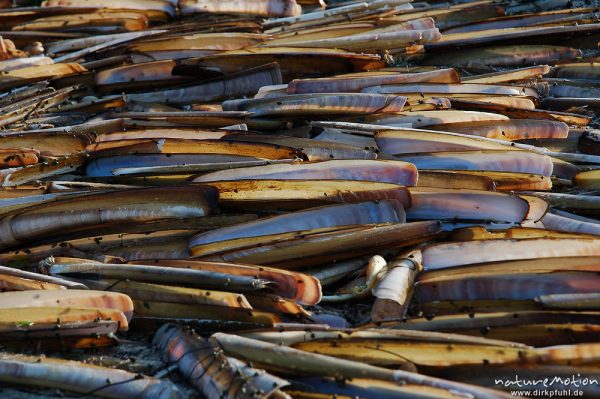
left=0, top=0, right=599, bottom=397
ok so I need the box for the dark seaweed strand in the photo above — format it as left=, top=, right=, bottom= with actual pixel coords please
left=85, top=374, right=145, bottom=396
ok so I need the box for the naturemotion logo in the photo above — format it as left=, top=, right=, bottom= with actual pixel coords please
left=494, top=374, right=599, bottom=397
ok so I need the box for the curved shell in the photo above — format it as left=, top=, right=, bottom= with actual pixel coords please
left=0, top=56, right=54, bottom=72
left=193, top=221, right=442, bottom=268
left=48, top=260, right=267, bottom=293
left=425, top=45, right=582, bottom=69
left=222, top=133, right=379, bottom=161
left=364, top=110, right=509, bottom=128
left=128, top=33, right=267, bottom=52
left=397, top=150, right=554, bottom=177
left=0, top=290, right=134, bottom=324
left=287, top=68, right=459, bottom=94
left=210, top=179, right=412, bottom=210
left=139, top=259, right=322, bottom=305
left=0, top=353, right=182, bottom=397
left=193, top=160, right=418, bottom=186
left=419, top=256, right=600, bottom=281
left=127, top=63, right=282, bottom=105
left=447, top=171, right=552, bottom=191
left=179, top=0, right=301, bottom=17
left=422, top=238, right=600, bottom=270
left=222, top=93, right=406, bottom=117
left=375, top=128, right=514, bottom=155
left=43, top=0, right=177, bottom=17
left=415, top=272, right=600, bottom=302
left=417, top=171, right=495, bottom=191
left=407, top=188, right=530, bottom=223
left=554, top=62, right=600, bottom=80
left=541, top=212, right=600, bottom=236
left=427, top=119, right=569, bottom=140
left=189, top=200, right=405, bottom=248
left=95, top=129, right=227, bottom=142
left=273, top=28, right=442, bottom=51
left=362, top=83, right=539, bottom=98
left=95, top=59, right=181, bottom=85
left=0, top=186, right=218, bottom=249
left=154, top=324, right=288, bottom=399
left=0, top=307, right=129, bottom=332
left=86, top=138, right=307, bottom=160
left=184, top=47, right=386, bottom=80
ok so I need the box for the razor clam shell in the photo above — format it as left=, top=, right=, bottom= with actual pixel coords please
left=193, top=160, right=418, bottom=186
left=190, top=200, right=405, bottom=248
left=0, top=353, right=183, bottom=398
left=397, top=151, right=554, bottom=177
left=222, top=93, right=406, bottom=117
left=48, top=260, right=270, bottom=293
left=287, top=68, right=459, bottom=94
left=422, top=238, right=600, bottom=270
left=135, top=259, right=322, bottom=305
left=407, top=188, right=530, bottom=223
left=0, top=186, right=218, bottom=249
left=126, top=63, right=283, bottom=105
left=153, top=323, right=289, bottom=399
left=0, top=289, right=134, bottom=321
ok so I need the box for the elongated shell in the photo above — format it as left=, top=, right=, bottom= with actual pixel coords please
left=407, top=188, right=531, bottom=223
left=179, top=0, right=301, bottom=17
left=194, top=221, right=442, bottom=268
left=127, top=63, right=283, bottom=105
left=0, top=307, right=130, bottom=333
left=537, top=293, right=600, bottom=310
left=95, top=60, right=188, bottom=88
left=222, top=133, right=378, bottom=161
left=0, top=289, right=133, bottom=323
left=417, top=171, right=495, bottom=191
left=287, top=68, right=459, bottom=94
left=364, top=110, right=509, bottom=128
left=184, top=48, right=386, bottom=81
left=427, top=119, right=569, bottom=140
left=128, top=33, right=267, bottom=53
left=95, top=129, right=226, bottom=142
left=375, top=128, right=517, bottom=154
left=0, top=56, right=53, bottom=72
left=42, top=0, right=177, bottom=18
left=86, top=138, right=306, bottom=160
left=419, top=256, right=600, bottom=281
left=153, top=324, right=289, bottom=399
left=48, top=259, right=269, bottom=293
left=422, top=238, right=600, bottom=270
left=12, top=12, right=149, bottom=33
left=193, top=160, right=418, bottom=186
left=462, top=65, right=550, bottom=84
left=363, top=83, right=539, bottom=99
left=137, top=259, right=322, bottom=305
left=0, top=274, right=64, bottom=291
left=415, top=271, right=600, bottom=303
left=274, top=28, right=442, bottom=51
left=210, top=179, right=411, bottom=211
left=189, top=200, right=405, bottom=249
left=0, top=265, right=86, bottom=289
left=448, top=171, right=552, bottom=191
left=540, top=212, right=600, bottom=236
left=0, top=63, right=87, bottom=90
left=426, top=24, right=600, bottom=51
left=211, top=333, right=513, bottom=399
left=222, top=93, right=406, bottom=117
left=554, top=62, right=600, bottom=80
left=0, top=186, right=218, bottom=249
left=397, top=150, right=554, bottom=177
left=0, top=353, right=182, bottom=398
